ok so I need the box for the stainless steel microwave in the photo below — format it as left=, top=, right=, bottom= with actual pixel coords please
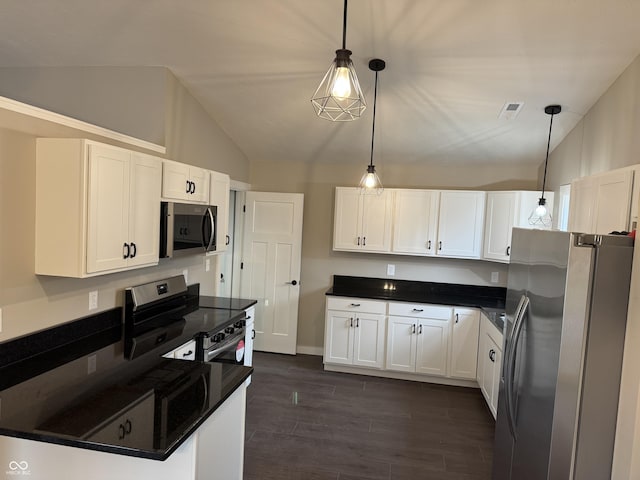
left=160, top=202, right=217, bottom=258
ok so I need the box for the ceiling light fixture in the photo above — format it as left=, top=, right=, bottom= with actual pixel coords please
left=359, top=58, right=385, bottom=194
left=529, top=104, right=561, bottom=227
left=311, top=0, right=366, bottom=121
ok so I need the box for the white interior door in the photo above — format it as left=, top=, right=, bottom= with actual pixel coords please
left=241, top=192, right=304, bottom=355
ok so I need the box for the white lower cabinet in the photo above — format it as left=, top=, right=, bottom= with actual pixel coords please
left=324, top=297, right=386, bottom=369
left=386, top=303, right=451, bottom=376
left=477, top=314, right=503, bottom=418
left=449, top=308, right=480, bottom=379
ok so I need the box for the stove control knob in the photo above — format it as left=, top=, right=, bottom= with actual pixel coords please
left=234, top=320, right=246, bottom=328
left=225, top=326, right=235, bottom=334
left=212, top=333, right=225, bottom=343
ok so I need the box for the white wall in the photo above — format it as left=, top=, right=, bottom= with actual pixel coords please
left=248, top=160, right=539, bottom=352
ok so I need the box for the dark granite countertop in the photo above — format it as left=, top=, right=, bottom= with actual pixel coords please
left=327, top=275, right=506, bottom=331
left=199, top=296, right=257, bottom=311
left=0, top=305, right=252, bottom=461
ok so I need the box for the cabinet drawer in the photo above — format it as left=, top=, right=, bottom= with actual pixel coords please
left=326, top=297, right=386, bottom=315
left=388, top=302, right=452, bottom=320
left=173, top=340, right=196, bottom=361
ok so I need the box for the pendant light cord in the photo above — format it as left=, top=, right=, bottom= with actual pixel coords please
left=370, top=70, right=379, bottom=167
left=342, top=0, right=348, bottom=49
left=540, top=112, right=555, bottom=199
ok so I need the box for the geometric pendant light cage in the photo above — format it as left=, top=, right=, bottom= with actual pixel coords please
left=311, top=0, right=366, bottom=121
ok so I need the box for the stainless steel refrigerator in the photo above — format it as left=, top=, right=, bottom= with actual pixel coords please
left=492, top=228, right=634, bottom=480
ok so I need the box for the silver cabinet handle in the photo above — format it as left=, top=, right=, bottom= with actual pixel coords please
left=357, top=236, right=361, bottom=246
left=506, top=246, right=511, bottom=256
left=419, top=324, right=423, bottom=334
left=427, top=240, right=432, bottom=250
left=356, top=318, right=359, bottom=327
left=455, top=313, right=459, bottom=324
left=412, top=324, right=416, bottom=334
left=349, top=317, right=353, bottom=327
left=363, top=237, right=366, bottom=246
left=438, top=241, right=442, bottom=251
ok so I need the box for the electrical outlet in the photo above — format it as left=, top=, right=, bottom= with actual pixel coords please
left=87, top=354, right=97, bottom=374
left=387, top=264, right=396, bottom=276
left=491, top=272, right=500, bottom=284
left=205, top=258, right=211, bottom=272
left=88, top=291, right=98, bottom=310
left=183, top=269, right=189, bottom=284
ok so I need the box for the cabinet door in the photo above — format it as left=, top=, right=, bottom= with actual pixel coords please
left=210, top=171, right=231, bottom=252
left=353, top=313, right=386, bottom=368
left=392, top=190, right=439, bottom=255
left=415, top=318, right=449, bottom=376
left=162, top=161, right=191, bottom=200
left=189, top=167, right=210, bottom=203
left=450, top=309, right=480, bottom=379
left=568, top=176, right=596, bottom=232
left=437, top=191, right=485, bottom=258
left=86, top=144, right=131, bottom=273
left=324, top=310, right=355, bottom=365
left=593, top=169, right=632, bottom=234
left=490, top=343, right=502, bottom=418
left=386, top=316, right=417, bottom=372
left=128, top=153, right=162, bottom=267
left=333, top=188, right=363, bottom=250
left=483, top=192, right=517, bottom=262
left=360, top=191, right=393, bottom=252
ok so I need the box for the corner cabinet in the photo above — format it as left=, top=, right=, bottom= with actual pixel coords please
left=436, top=191, right=486, bottom=258
left=333, top=187, right=393, bottom=252
left=210, top=170, right=231, bottom=252
left=162, top=159, right=210, bottom=203
left=36, top=139, right=162, bottom=277
left=324, top=297, right=386, bottom=369
left=449, top=308, right=480, bottom=379
left=483, top=191, right=554, bottom=263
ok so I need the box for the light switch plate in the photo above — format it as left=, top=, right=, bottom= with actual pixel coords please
left=88, top=291, right=98, bottom=310
left=205, top=258, right=211, bottom=272
left=387, top=264, right=396, bottom=276
left=491, top=272, right=499, bottom=283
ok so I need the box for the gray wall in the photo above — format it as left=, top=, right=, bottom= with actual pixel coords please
left=248, top=160, right=540, bottom=352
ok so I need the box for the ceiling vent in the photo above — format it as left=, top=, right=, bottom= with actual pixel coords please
left=499, top=101, right=524, bottom=120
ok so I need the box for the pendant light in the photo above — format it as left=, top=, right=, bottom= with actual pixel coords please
left=529, top=104, right=561, bottom=227
left=311, top=0, right=366, bottom=121
left=359, top=58, right=385, bottom=194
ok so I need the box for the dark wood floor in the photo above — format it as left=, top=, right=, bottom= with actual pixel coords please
left=243, top=352, right=495, bottom=480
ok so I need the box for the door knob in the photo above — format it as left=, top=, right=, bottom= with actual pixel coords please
left=286, top=280, right=298, bottom=286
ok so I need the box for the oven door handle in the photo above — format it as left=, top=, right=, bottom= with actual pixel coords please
left=204, top=332, right=245, bottom=361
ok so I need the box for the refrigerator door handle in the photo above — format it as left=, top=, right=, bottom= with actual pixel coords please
left=505, top=294, right=529, bottom=440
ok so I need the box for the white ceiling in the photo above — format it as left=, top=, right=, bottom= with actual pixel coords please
left=1, top=0, right=640, bottom=169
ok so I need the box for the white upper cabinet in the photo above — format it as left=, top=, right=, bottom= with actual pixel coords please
left=483, top=191, right=555, bottom=263
left=568, top=167, right=635, bottom=234
left=210, top=170, right=230, bottom=253
left=333, top=187, right=393, bottom=252
left=392, top=189, right=440, bottom=255
left=162, top=160, right=210, bottom=203
left=436, top=191, right=486, bottom=258
left=36, top=139, right=162, bottom=277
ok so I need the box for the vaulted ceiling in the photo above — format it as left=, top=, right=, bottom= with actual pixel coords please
left=1, top=0, right=639, bottom=168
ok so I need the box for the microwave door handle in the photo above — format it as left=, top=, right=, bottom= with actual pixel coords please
left=203, top=207, right=215, bottom=251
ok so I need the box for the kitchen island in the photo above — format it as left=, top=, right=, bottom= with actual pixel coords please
left=0, top=305, right=252, bottom=480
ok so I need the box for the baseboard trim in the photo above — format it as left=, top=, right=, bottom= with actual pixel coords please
left=296, top=345, right=324, bottom=356
left=323, top=363, right=479, bottom=388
